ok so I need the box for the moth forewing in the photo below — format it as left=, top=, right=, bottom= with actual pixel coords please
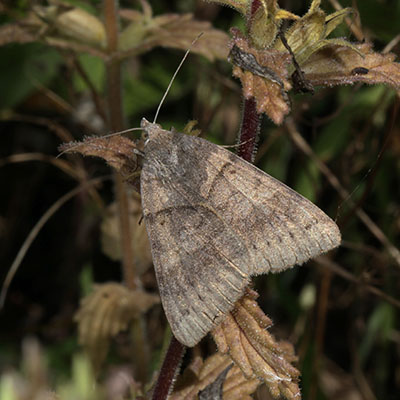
left=140, top=119, right=341, bottom=347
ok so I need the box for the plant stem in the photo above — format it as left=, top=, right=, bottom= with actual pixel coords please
left=237, top=0, right=263, bottom=162
left=152, top=337, right=186, bottom=400
left=103, top=0, right=137, bottom=289
left=237, top=97, right=261, bottom=163
left=103, top=0, right=150, bottom=384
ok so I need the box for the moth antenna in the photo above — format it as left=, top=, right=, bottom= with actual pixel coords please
left=219, top=137, right=254, bottom=149
left=57, top=127, right=143, bottom=159
left=153, top=32, right=204, bottom=124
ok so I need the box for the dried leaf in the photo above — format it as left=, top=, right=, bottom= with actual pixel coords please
left=101, top=197, right=152, bottom=275
left=59, top=135, right=142, bottom=191
left=75, top=283, right=159, bottom=372
left=153, top=13, right=230, bottom=61
left=212, top=289, right=301, bottom=400
left=230, top=28, right=292, bottom=124
left=302, top=43, right=400, bottom=93
left=120, top=12, right=230, bottom=61
left=170, top=353, right=260, bottom=400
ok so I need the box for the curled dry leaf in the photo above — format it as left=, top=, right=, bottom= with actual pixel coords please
left=302, top=43, right=400, bottom=94
left=59, top=135, right=142, bottom=191
left=75, top=283, right=159, bottom=372
left=212, top=289, right=300, bottom=400
left=170, top=353, right=260, bottom=400
left=229, top=29, right=292, bottom=124
left=101, top=197, right=152, bottom=275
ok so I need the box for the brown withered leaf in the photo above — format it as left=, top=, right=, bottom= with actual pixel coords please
left=120, top=12, right=230, bottom=61
left=229, top=29, right=292, bottom=124
left=59, top=135, right=142, bottom=191
left=212, top=289, right=300, bottom=400
left=101, top=197, right=152, bottom=275
left=150, top=13, right=230, bottom=61
left=75, top=283, right=159, bottom=372
left=301, top=43, right=400, bottom=94
left=170, top=353, right=260, bottom=400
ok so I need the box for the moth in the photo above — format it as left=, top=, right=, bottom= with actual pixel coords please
left=133, top=36, right=342, bottom=347
left=55, top=37, right=341, bottom=348
left=140, top=118, right=341, bottom=347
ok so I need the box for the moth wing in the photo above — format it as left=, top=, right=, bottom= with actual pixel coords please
left=195, top=138, right=341, bottom=275
left=141, top=129, right=340, bottom=346
left=141, top=173, right=251, bottom=347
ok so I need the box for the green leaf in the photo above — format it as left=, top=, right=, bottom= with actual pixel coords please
left=359, top=302, right=395, bottom=365
left=123, top=57, right=191, bottom=119
left=293, top=160, right=319, bottom=202
left=0, top=43, right=62, bottom=109
left=0, top=375, right=17, bottom=400
left=73, top=53, right=105, bottom=93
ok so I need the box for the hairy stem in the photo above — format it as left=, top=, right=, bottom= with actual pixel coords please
left=237, top=97, right=261, bottom=162
left=237, top=0, right=263, bottom=162
left=152, top=337, right=186, bottom=400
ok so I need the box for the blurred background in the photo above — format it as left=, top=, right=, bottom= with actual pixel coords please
left=0, top=1, right=399, bottom=399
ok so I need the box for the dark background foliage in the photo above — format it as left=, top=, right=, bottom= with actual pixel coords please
left=0, top=1, right=399, bottom=399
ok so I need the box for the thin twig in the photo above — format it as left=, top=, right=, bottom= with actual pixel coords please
left=315, top=256, right=400, bottom=309
left=72, top=56, right=108, bottom=124
left=285, top=117, right=400, bottom=269
left=0, top=176, right=109, bottom=309
left=310, top=268, right=332, bottom=400
left=0, top=152, right=79, bottom=179
left=328, top=0, right=365, bottom=41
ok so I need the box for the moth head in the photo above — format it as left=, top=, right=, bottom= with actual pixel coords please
left=141, top=118, right=162, bottom=143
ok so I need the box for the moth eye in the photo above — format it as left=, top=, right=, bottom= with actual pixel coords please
left=142, top=131, right=149, bottom=141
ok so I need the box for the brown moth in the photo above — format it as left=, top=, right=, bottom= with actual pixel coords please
left=140, top=118, right=341, bottom=347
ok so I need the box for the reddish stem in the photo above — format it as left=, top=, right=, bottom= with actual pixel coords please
left=238, top=0, right=263, bottom=163
left=152, top=337, right=186, bottom=400
left=237, top=97, right=261, bottom=162
left=250, top=0, right=262, bottom=15
left=154, top=2, right=262, bottom=397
